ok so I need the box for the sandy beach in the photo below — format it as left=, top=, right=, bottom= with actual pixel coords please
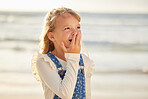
left=0, top=94, right=101, bottom=99
left=0, top=69, right=148, bottom=99
left=0, top=94, right=44, bottom=99
left=0, top=95, right=102, bottom=99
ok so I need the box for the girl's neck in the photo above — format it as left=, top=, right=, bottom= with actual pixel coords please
left=51, top=49, right=66, bottom=62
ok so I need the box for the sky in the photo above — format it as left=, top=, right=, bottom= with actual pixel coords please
left=1, top=0, right=148, bottom=13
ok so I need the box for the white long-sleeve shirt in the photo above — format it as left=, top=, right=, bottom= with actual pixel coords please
left=31, top=52, right=94, bottom=99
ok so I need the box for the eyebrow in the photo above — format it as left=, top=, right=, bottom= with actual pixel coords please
left=62, top=23, right=80, bottom=28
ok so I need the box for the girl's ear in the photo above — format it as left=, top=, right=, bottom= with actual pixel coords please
left=47, top=32, right=55, bottom=42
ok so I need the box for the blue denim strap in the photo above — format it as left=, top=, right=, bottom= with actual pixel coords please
left=47, top=52, right=62, bottom=69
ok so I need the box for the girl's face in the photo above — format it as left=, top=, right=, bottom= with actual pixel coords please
left=49, top=14, right=81, bottom=49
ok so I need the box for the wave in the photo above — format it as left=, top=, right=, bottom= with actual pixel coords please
left=1, top=11, right=148, bottom=18
left=94, top=69, right=148, bottom=74
left=84, top=40, right=148, bottom=46
left=0, top=38, right=148, bottom=52
left=0, top=70, right=31, bottom=73
left=83, top=41, right=148, bottom=52
left=0, top=37, right=39, bottom=42
left=0, top=11, right=46, bottom=17
left=80, top=12, right=148, bottom=18
left=1, top=68, right=148, bottom=75
left=1, top=37, right=148, bottom=45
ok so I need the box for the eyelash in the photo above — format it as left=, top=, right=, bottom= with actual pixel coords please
left=77, top=26, right=80, bottom=29
left=64, top=27, right=70, bottom=30
left=64, top=26, right=80, bottom=30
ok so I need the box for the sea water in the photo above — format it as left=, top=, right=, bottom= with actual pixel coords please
left=0, top=11, right=148, bottom=99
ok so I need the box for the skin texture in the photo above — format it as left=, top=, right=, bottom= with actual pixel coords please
left=47, top=13, right=81, bottom=61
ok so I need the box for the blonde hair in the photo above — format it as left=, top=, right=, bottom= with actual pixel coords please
left=39, top=7, right=81, bottom=54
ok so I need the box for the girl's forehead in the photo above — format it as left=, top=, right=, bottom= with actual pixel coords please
left=56, top=13, right=74, bottom=21
left=55, top=14, right=80, bottom=27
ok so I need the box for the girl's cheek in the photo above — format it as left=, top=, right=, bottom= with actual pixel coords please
left=64, top=31, right=72, bottom=38
left=63, top=31, right=69, bottom=36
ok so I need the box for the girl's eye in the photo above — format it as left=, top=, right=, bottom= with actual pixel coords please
left=64, top=27, right=70, bottom=30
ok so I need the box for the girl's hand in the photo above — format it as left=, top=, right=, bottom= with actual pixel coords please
left=61, top=31, right=81, bottom=53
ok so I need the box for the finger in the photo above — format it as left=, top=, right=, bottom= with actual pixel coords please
left=78, top=32, right=82, bottom=45
left=61, top=42, right=67, bottom=53
left=76, top=31, right=81, bottom=45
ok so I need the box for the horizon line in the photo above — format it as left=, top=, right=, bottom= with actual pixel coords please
left=0, top=9, right=148, bottom=14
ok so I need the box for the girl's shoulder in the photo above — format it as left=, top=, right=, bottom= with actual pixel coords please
left=31, top=51, right=56, bottom=81
left=81, top=53, right=95, bottom=77
left=81, top=53, right=94, bottom=66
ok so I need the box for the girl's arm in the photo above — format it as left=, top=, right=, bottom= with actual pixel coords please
left=36, top=53, right=80, bottom=99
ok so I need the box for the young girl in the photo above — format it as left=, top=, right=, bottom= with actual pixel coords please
left=31, top=7, right=94, bottom=99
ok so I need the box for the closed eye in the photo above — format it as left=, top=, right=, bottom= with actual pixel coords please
left=64, top=27, right=70, bottom=30
left=77, top=26, right=80, bottom=29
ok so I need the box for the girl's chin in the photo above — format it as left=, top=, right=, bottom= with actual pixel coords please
left=66, top=45, right=70, bottom=48
left=66, top=45, right=70, bottom=49
left=64, top=41, right=71, bottom=48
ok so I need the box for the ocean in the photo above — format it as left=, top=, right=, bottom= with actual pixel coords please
left=0, top=11, right=148, bottom=99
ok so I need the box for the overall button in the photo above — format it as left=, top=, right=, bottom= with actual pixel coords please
left=81, top=69, right=84, bottom=74
left=60, top=71, right=65, bottom=76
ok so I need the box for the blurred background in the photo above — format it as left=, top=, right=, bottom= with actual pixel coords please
left=0, top=0, right=148, bottom=99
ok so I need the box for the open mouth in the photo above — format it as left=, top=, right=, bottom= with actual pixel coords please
left=69, top=39, right=72, bottom=42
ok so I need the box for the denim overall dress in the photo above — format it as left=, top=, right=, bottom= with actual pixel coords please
left=47, top=52, right=86, bottom=99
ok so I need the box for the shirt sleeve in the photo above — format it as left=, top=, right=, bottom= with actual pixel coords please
left=82, top=53, right=95, bottom=99
left=36, top=53, right=80, bottom=99
left=87, top=57, right=95, bottom=78
left=82, top=53, right=95, bottom=78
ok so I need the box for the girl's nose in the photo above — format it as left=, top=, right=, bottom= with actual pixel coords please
left=72, top=28, right=78, bottom=35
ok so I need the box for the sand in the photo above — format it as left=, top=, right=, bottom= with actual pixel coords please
left=0, top=94, right=44, bottom=99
